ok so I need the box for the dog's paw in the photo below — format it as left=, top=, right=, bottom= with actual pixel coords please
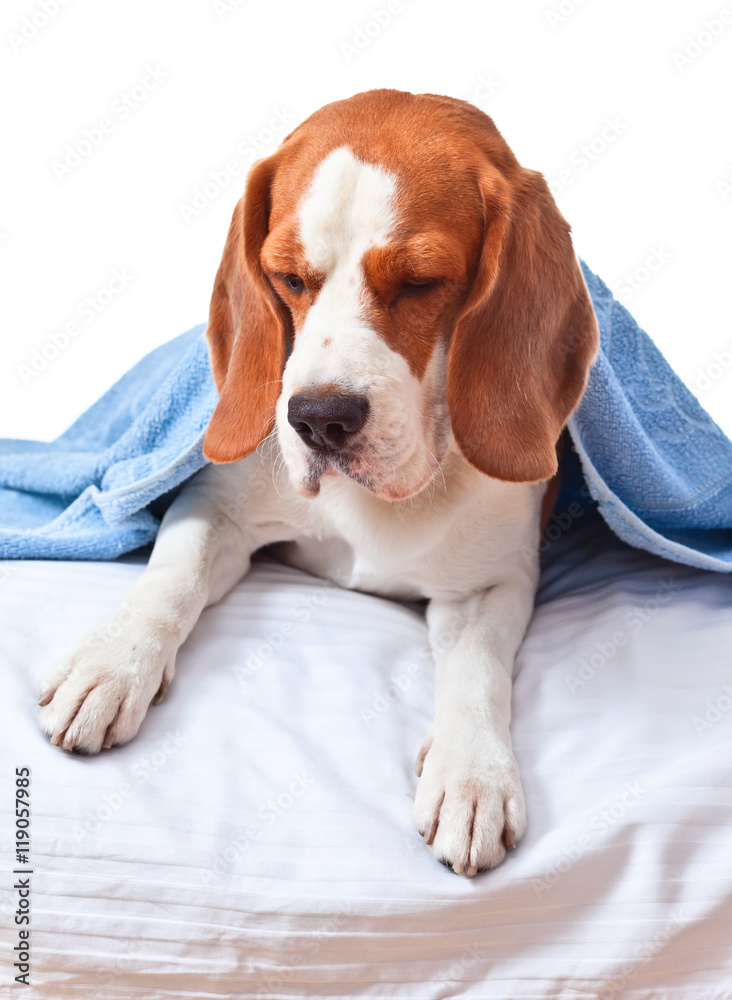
left=38, top=631, right=174, bottom=754
left=412, top=723, right=526, bottom=876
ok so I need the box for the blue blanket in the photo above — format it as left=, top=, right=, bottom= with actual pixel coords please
left=1, top=263, right=731, bottom=570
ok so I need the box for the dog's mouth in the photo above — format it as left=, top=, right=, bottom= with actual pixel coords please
left=296, top=446, right=436, bottom=503
left=296, top=448, right=368, bottom=498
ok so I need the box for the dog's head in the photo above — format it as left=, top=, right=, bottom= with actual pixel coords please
left=203, top=89, right=598, bottom=499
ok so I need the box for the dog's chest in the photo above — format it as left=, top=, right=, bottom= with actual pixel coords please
left=268, top=472, right=542, bottom=603
left=271, top=530, right=446, bottom=601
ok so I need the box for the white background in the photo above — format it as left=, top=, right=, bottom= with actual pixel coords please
left=1, top=0, right=730, bottom=442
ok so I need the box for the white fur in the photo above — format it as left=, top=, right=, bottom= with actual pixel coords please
left=277, top=148, right=448, bottom=501
left=38, top=147, right=547, bottom=876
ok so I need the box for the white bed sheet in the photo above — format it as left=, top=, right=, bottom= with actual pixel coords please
left=1, top=514, right=732, bottom=999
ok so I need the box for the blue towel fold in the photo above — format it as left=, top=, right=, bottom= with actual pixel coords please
left=0, top=329, right=216, bottom=559
left=1, top=262, right=731, bottom=569
left=568, top=264, right=732, bottom=571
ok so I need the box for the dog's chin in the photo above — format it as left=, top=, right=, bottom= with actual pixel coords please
left=288, top=450, right=438, bottom=503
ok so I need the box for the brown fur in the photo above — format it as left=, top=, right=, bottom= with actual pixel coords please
left=202, top=153, right=291, bottom=463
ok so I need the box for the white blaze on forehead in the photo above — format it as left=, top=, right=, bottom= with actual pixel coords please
left=298, top=146, right=397, bottom=274
left=278, top=148, right=445, bottom=501
left=287, top=146, right=403, bottom=394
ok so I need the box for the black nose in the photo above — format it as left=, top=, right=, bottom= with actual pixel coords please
left=287, top=393, right=369, bottom=451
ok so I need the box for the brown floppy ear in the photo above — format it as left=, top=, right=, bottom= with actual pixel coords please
left=203, top=153, right=290, bottom=464
left=447, top=165, right=599, bottom=483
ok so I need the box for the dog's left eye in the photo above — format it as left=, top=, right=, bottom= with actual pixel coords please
left=397, top=279, right=440, bottom=299
left=281, top=274, right=306, bottom=294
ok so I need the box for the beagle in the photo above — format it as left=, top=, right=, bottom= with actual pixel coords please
left=38, top=90, right=599, bottom=876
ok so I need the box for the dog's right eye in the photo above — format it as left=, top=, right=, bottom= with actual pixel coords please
left=280, top=273, right=306, bottom=294
left=396, top=278, right=442, bottom=300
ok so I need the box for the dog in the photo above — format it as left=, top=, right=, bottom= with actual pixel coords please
left=38, top=89, right=598, bottom=876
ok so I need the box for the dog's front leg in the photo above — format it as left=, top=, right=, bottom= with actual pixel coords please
left=38, top=465, right=269, bottom=753
left=412, top=578, right=536, bottom=875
